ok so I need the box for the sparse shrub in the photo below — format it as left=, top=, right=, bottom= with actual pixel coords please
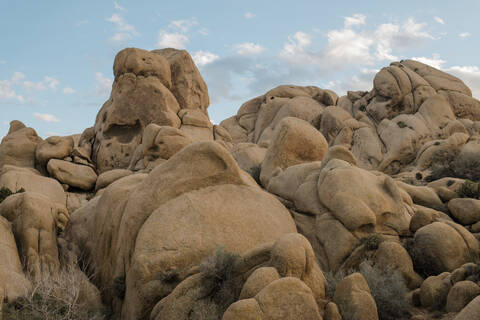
left=0, top=186, right=25, bottom=204
left=397, top=121, right=407, bottom=128
left=199, top=246, right=240, bottom=309
left=359, top=262, right=411, bottom=320
left=458, top=180, right=480, bottom=199
left=2, top=267, right=107, bottom=320
left=426, top=148, right=480, bottom=182
left=360, top=234, right=382, bottom=251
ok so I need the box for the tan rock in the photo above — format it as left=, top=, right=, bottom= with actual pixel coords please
left=95, top=169, right=132, bottom=191
left=420, top=272, right=452, bottom=309
left=152, top=48, right=209, bottom=112
left=448, top=198, right=480, bottom=225
left=0, top=216, right=32, bottom=302
left=446, top=280, right=480, bottom=312
left=324, top=302, right=342, bottom=320
left=0, top=165, right=66, bottom=205
left=47, top=159, right=97, bottom=190
left=454, top=295, right=480, bottom=320
left=0, top=121, right=42, bottom=169
left=413, top=221, right=479, bottom=275
left=223, top=277, right=322, bottom=320
left=35, top=136, right=74, bottom=166
left=239, top=267, right=280, bottom=300
left=0, top=192, right=69, bottom=280
left=333, top=272, right=378, bottom=320
left=260, top=117, right=328, bottom=187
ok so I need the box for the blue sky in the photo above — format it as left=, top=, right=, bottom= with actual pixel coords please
left=1, top=0, right=480, bottom=138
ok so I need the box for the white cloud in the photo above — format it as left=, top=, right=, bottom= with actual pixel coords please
left=44, top=76, right=59, bottom=90
left=281, top=31, right=312, bottom=60
left=11, top=72, right=25, bottom=83
left=235, top=42, right=266, bottom=55
left=34, top=113, right=60, bottom=123
left=157, top=32, right=189, bottom=49
left=326, top=68, right=378, bottom=95
left=193, top=51, right=219, bottom=66
left=23, top=80, right=47, bottom=91
left=324, top=28, right=373, bottom=65
left=434, top=16, right=445, bottom=24
left=244, top=12, right=255, bottom=19
left=411, top=54, right=446, bottom=69
left=95, top=72, right=113, bottom=96
left=106, top=13, right=139, bottom=42
left=344, top=14, right=366, bottom=28
left=459, top=32, right=471, bottom=38
left=446, top=65, right=480, bottom=98
left=63, top=87, right=76, bottom=94
left=375, top=18, right=433, bottom=61
left=110, top=33, right=131, bottom=42
left=114, top=1, right=125, bottom=11
left=198, top=28, right=209, bottom=36
left=169, top=18, right=197, bottom=33
left=0, top=80, right=24, bottom=102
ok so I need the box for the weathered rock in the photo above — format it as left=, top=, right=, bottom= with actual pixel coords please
left=0, top=121, right=43, bottom=169
left=0, top=216, right=32, bottom=302
left=446, top=280, right=480, bottom=312
left=420, top=272, right=452, bottom=309
left=260, top=117, right=328, bottom=187
left=0, top=192, right=69, bottom=280
left=0, top=165, right=66, bottom=205
left=333, top=272, right=378, bottom=320
left=35, top=136, right=74, bottom=166
left=223, top=277, right=322, bottom=320
left=413, top=221, right=479, bottom=276
left=239, top=267, right=280, bottom=300
left=95, top=169, right=133, bottom=191
left=448, top=198, right=480, bottom=225
left=454, top=295, right=480, bottom=320
left=47, top=159, right=97, bottom=190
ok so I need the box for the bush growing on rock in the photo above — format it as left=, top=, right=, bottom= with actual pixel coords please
left=359, top=262, right=411, bottom=320
left=0, top=186, right=25, bottom=203
left=2, top=267, right=107, bottom=320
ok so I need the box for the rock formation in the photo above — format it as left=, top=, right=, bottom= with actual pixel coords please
left=1, top=48, right=480, bottom=320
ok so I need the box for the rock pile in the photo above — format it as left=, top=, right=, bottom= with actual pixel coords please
left=1, top=48, right=480, bottom=320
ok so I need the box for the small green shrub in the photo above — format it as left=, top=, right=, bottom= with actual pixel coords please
left=359, top=262, right=411, bottom=320
left=458, top=180, right=480, bottom=199
left=397, top=121, right=407, bottom=128
left=360, top=234, right=382, bottom=251
left=0, top=186, right=25, bottom=203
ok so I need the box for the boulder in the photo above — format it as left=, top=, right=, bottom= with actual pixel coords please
left=0, top=192, right=69, bottom=280
left=333, top=272, right=378, bottom=320
left=0, top=165, right=66, bottom=205
left=420, top=272, right=452, bottom=309
left=47, top=159, right=97, bottom=190
left=223, top=277, right=322, bottom=320
left=454, top=295, right=480, bottom=320
left=413, top=221, right=479, bottom=276
left=0, top=121, right=42, bottom=169
left=260, top=117, right=328, bottom=187
left=35, top=136, right=74, bottom=166
left=0, top=216, right=32, bottom=302
left=448, top=198, right=480, bottom=225
left=95, top=169, right=133, bottom=191
left=446, top=280, right=480, bottom=312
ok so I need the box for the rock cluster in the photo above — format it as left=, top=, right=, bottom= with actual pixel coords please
left=1, top=48, right=480, bottom=320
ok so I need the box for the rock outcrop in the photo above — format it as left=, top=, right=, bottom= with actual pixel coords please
left=1, top=48, right=480, bottom=320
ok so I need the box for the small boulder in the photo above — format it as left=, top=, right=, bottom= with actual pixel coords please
left=446, top=280, right=480, bottom=312
left=448, top=198, right=480, bottom=225
left=47, top=159, right=97, bottom=190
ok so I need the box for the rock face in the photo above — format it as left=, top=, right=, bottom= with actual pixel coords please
left=3, top=49, right=480, bottom=320
left=92, top=48, right=212, bottom=174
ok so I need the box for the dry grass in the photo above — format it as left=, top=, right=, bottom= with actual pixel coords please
left=1, top=266, right=107, bottom=320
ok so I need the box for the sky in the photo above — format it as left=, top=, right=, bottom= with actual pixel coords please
left=1, top=0, right=480, bottom=138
